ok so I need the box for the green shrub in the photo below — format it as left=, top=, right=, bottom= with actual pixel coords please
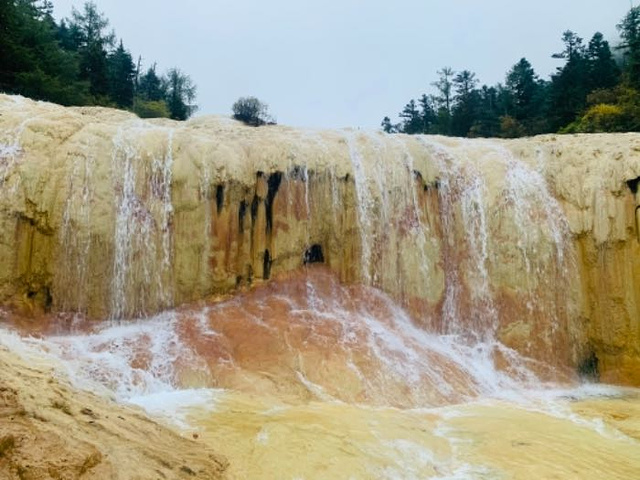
left=133, top=100, right=170, bottom=119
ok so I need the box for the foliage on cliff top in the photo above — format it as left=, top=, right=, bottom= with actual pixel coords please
left=232, top=96, right=275, bottom=126
left=0, top=0, right=197, bottom=120
left=383, top=6, right=640, bottom=138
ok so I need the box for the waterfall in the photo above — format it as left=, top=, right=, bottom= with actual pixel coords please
left=2, top=96, right=640, bottom=480
left=1, top=95, right=639, bottom=385
left=56, top=149, right=95, bottom=313
left=345, top=131, right=376, bottom=284
left=110, top=125, right=175, bottom=319
left=0, top=116, right=31, bottom=198
left=422, top=139, right=493, bottom=338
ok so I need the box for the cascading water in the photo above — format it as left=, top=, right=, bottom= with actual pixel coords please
left=346, top=131, right=376, bottom=284
left=0, top=114, right=31, bottom=198
left=2, top=266, right=638, bottom=479
left=422, top=138, right=496, bottom=339
left=393, top=136, right=433, bottom=285
left=110, top=124, right=175, bottom=319
left=495, top=143, right=577, bottom=354
left=56, top=149, right=95, bottom=313
left=111, top=126, right=155, bottom=318
left=1, top=97, right=639, bottom=479
left=151, top=129, right=175, bottom=308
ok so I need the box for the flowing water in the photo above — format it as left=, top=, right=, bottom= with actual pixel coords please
left=108, top=123, right=177, bottom=318
left=1, top=268, right=639, bottom=479
left=1, top=120, right=639, bottom=479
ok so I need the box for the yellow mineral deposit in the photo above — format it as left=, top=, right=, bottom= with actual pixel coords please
left=1, top=95, right=639, bottom=479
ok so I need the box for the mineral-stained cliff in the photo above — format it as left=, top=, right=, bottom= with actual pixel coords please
left=1, top=94, right=640, bottom=384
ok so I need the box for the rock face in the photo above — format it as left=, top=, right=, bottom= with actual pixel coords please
left=1, top=95, right=640, bottom=384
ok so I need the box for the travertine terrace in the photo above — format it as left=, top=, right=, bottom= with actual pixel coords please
left=1, top=94, right=640, bottom=384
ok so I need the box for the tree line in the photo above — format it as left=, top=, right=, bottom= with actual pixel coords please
left=0, top=0, right=197, bottom=120
left=382, top=7, right=640, bottom=137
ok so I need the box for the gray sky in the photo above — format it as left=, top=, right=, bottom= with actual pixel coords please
left=53, top=0, right=633, bottom=128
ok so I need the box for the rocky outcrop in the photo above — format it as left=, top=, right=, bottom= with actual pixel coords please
left=0, top=341, right=228, bottom=479
left=510, top=135, right=640, bottom=384
left=1, top=95, right=640, bottom=384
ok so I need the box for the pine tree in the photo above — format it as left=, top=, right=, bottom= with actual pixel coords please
left=549, top=31, right=589, bottom=130
left=0, top=0, right=197, bottom=118
left=586, top=32, right=620, bottom=91
left=0, top=0, right=88, bottom=104
left=56, top=19, right=83, bottom=51
left=431, top=67, right=454, bottom=134
left=69, top=2, right=115, bottom=100
left=451, top=70, right=480, bottom=136
left=503, top=58, right=550, bottom=134
left=381, top=116, right=399, bottom=133
left=617, top=6, right=640, bottom=89
left=418, top=94, right=436, bottom=133
left=399, top=99, right=423, bottom=134
left=137, top=65, right=165, bottom=101
left=107, top=40, right=135, bottom=108
left=505, top=58, right=539, bottom=121
left=468, top=85, right=502, bottom=137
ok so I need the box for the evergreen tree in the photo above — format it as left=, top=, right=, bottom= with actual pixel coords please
left=38, top=0, right=53, bottom=17
left=617, top=6, right=640, bottom=90
left=586, top=32, right=620, bottom=91
left=377, top=7, right=640, bottom=135
left=469, top=85, right=502, bottom=137
left=0, top=0, right=197, bottom=119
left=451, top=70, right=480, bottom=136
left=549, top=31, right=589, bottom=130
left=56, top=19, right=83, bottom=51
left=399, top=99, right=423, bottom=134
left=418, top=94, right=436, bottom=133
left=505, top=58, right=539, bottom=122
left=0, top=0, right=88, bottom=104
left=69, top=2, right=115, bottom=100
left=137, top=64, right=165, bottom=102
left=431, top=67, right=454, bottom=134
left=107, top=40, right=135, bottom=108
left=133, top=64, right=169, bottom=118
left=504, top=58, right=550, bottom=134
left=381, top=116, right=399, bottom=133
left=165, top=68, right=197, bottom=120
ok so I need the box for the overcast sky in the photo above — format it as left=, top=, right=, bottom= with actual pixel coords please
left=53, top=0, right=633, bottom=128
